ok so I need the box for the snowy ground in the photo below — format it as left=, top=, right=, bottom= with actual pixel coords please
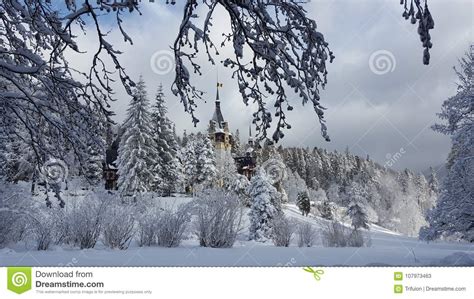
left=1, top=198, right=473, bottom=267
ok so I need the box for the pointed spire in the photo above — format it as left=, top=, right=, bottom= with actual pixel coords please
left=212, top=82, right=224, bottom=127
left=248, top=124, right=254, bottom=144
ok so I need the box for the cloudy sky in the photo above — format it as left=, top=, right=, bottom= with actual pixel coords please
left=70, top=0, right=473, bottom=173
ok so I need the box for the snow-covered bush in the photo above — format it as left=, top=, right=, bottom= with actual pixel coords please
left=194, top=189, right=243, bottom=248
left=297, top=223, right=318, bottom=247
left=348, top=229, right=366, bottom=247
left=270, top=215, right=295, bottom=247
left=137, top=207, right=160, bottom=247
left=322, top=221, right=369, bottom=247
left=66, top=193, right=108, bottom=249
left=321, top=221, right=350, bottom=247
left=318, top=201, right=334, bottom=220
left=0, top=182, right=33, bottom=247
left=103, top=202, right=135, bottom=250
left=155, top=205, right=191, bottom=247
left=228, top=174, right=251, bottom=206
left=31, top=208, right=65, bottom=251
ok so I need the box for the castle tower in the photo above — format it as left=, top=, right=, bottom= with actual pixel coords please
left=208, top=83, right=232, bottom=152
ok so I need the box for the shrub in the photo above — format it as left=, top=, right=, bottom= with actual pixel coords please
left=322, top=221, right=370, bottom=247
left=67, top=193, right=108, bottom=249
left=155, top=205, right=191, bottom=247
left=137, top=208, right=160, bottom=247
left=318, top=201, right=334, bottom=220
left=194, top=189, right=243, bottom=248
left=31, top=209, right=62, bottom=250
left=270, top=214, right=295, bottom=247
left=0, top=183, right=32, bottom=247
left=103, top=202, right=135, bottom=250
left=297, top=222, right=318, bottom=247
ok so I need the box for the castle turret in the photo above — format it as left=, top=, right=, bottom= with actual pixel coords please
left=209, top=83, right=232, bottom=151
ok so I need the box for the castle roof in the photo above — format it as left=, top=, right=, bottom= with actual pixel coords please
left=211, top=88, right=225, bottom=128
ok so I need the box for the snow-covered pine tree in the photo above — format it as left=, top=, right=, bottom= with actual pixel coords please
left=347, top=202, right=369, bottom=230
left=421, top=46, right=474, bottom=242
left=231, top=129, right=243, bottom=156
left=263, top=146, right=288, bottom=203
left=84, top=142, right=104, bottom=187
left=151, top=84, right=183, bottom=196
left=182, top=137, right=195, bottom=193
left=345, top=181, right=370, bottom=226
left=117, top=77, right=158, bottom=199
left=215, top=149, right=239, bottom=190
left=296, top=191, right=311, bottom=216
left=427, top=167, right=439, bottom=196
left=248, top=168, right=281, bottom=241
left=194, top=133, right=216, bottom=189
left=181, top=130, right=189, bottom=147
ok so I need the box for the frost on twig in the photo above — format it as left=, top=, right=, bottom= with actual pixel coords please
left=172, top=0, right=334, bottom=143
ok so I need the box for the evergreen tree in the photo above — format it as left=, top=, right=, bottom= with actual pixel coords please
left=84, top=142, right=104, bottom=187
left=231, top=129, right=242, bottom=156
left=195, top=133, right=217, bottom=188
left=248, top=168, right=281, bottom=241
left=296, top=191, right=311, bottom=216
left=151, top=84, right=183, bottom=196
left=181, top=130, right=189, bottom=147
left=421, top=46, right=474, bottom=242
left=183, top=136, right=197, bottom=193
left=347, top=202, right=369, bottom=230
left=427, top=167, right=439, bottom=196
left=215, top=149, right=239, bottom=190
left=117, top=77, right=158, bottom=198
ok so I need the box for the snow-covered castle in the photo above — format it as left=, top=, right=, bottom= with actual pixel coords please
left=208, top=84, right=257, bottom=179
left=208, top=86, right=233, bottom=156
